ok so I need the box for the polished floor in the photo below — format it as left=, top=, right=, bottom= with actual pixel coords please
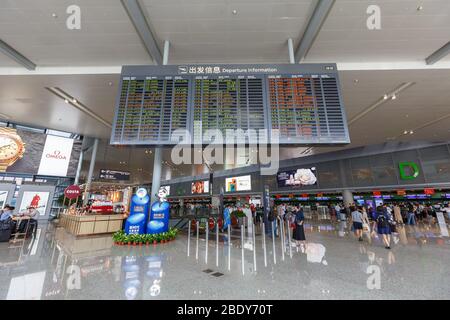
left=0, top=219, right=449, bottom=300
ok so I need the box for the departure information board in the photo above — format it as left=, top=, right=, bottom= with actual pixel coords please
left=111, top=64, right=350, bottom=146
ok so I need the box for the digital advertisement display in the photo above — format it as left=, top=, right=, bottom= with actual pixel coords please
left=225, top=175, right=251, bottom=192
left=277, top=168, right=317, bottom=188
left=191, top=181, right=209, bottom=194
left=0, top=191, right=8, bottom=209
left=4, top=129, right=81, bottom=177
left=18, top=191, right=50, bottom=216
left=37, top=135, right=74, bottom=177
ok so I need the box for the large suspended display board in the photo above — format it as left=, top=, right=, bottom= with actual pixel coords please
left=111, top=64, right=350, bottom=146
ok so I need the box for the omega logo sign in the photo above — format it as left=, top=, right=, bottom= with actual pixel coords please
left=46, top=150, right=67, bottom=160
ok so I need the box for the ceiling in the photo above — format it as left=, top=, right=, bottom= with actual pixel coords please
left=0, top=0, right=449, bottom=183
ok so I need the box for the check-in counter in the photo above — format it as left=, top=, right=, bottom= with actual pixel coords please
left=59, top=212, right=124, bottom=236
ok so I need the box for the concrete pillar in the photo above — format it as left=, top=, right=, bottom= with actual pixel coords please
left=83, top=138, right=99, bottom=205
left=74, top=150, right=83, bottom=185
left=342, top=189, right=354, bottom=208
left=150, top=147, right=162, bottom=204
left=149, top=40, right=169, bottom=205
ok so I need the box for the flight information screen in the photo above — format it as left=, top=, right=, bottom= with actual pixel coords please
left=111, top=64, right=349, bottom=146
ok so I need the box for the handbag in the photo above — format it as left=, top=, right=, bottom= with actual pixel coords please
left=362, top=223, right=370, bottom=232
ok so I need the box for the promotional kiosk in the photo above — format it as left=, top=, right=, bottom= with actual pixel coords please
left=125, top=188, right=150, bottom=235
left=124, top=187, right=170, bottom=235
left=147, top=187, right=170, bottom=234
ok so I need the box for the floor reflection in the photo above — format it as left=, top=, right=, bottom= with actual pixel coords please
left=0, top=220, right=448, bottom=300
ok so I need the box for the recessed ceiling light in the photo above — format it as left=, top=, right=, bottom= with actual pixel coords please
left=72, top=98, right=77, bottom=103
left=417, top=5, right=423, bottom=11
left=403, top=130, right=408, bottom=135
left=51, top=13, right=58, bottom=18
left=391, top=94, right=397, bottom=100
left=64, top=99, right=69, bottom=104
left=108, top=82, right=113, bottom=86
left=383, top=94, right=388, bottom=100
left=232, top=9, right=238, bottom=15
left=353, top=79, right=359, bottom=84
left=409, top=130, right=414, bottom=135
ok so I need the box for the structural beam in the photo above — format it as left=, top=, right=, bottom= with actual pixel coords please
left=0, top=39, right=36, bottom=70
left=295, top=0, right=335, bottom=63
left=83, top=138, right=99, bottom=205
left=121, top=0, right=163, bottom=65
left=426, top=41, right=450, bottom=65
left=287, top=38, right=295, bottom=64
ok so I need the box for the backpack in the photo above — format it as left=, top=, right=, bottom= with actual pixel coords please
left=268, top=209, right=275, bottom=222
left=377, top=214, right=389, bottom=229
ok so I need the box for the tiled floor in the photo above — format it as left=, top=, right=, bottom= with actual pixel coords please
left=0, top=220, right=449, bottom=300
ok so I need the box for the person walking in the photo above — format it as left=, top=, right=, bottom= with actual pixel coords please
left=293, top=206, right=306, bottom=250
left=407, top=208, right=416, bottom=225
left=375, top=206, right=392, bottom=249
left=351, top=206, right=364, bottom=241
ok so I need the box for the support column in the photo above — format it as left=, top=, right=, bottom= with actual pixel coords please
left=149, top=39, right=169, bottom=204
left=74, top=150, right=83, bottom=185
left=342, top=189, right=354, bottom=208
left=83, top=138, right=99, bottom=205
left=150, top=147, right=162, bottom=204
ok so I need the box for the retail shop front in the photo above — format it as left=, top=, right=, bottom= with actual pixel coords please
left=58, top=182, right=133, bottom=236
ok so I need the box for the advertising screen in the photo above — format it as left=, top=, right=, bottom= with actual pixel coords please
left=18, top=191, right=50, bottom=216
left=225, top=175, right=251, bottom=192
left=37, top=135, right=74, bottom=177
left=191, top=181, right=209, bottom=194
left=5, top=129, right=81, bottom=177
left=277, top=167, right=317, bottom=188
left=0, top=191, right=8, bottom=209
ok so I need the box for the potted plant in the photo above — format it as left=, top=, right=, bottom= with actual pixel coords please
left=232, top=209, right=245, bottom=227
left=153, top=234, right=158, bottom=245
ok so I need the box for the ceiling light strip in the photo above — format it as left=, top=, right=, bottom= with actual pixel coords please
left=401, top=113, right=450, bottom=138
left=45, top=87, right=112, bottom=128
left=348, top=82, right=415, bottom=126
left=0, top=39, right=36, bottom=70
left=425, top=41, right=450, bottom=65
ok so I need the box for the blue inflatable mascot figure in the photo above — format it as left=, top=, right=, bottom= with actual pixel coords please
left=147, top=187, right=170, bottom=234
left=125, top=188, right=150, bottom=234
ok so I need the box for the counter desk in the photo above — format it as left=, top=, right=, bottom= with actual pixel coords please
left=59, top=212, right=125, bottom=236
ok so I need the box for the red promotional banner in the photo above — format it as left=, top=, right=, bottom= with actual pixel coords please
left=373, top=190, right=382, bottom=197
left=64, top=185, right=81, bottom=200
left=301, top=194, right=308, bottom=198
left=397, top=190, right=406, bottom=196
left=424, top=188, right=435, bottom=195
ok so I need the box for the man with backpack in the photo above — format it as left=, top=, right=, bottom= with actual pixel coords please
left=375, top=206, right=392, bottom=249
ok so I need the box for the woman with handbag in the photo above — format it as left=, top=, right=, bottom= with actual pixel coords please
left=293, top=206, right=306, bottom=250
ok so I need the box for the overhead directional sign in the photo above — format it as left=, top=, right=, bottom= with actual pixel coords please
left=111, top=64, right=350, bottom=146
left=99, top=169, right=130, bottom=181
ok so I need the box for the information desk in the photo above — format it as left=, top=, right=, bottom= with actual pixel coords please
left=59, top=212, right=124, bottom=236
